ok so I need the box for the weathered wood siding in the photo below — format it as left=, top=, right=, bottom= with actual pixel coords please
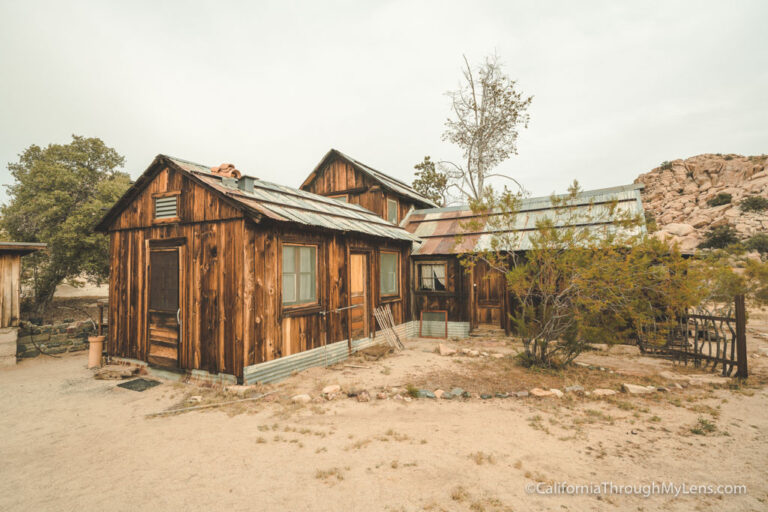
left=108, top=166, right=247, bottom=377
left=107, top=164, right=412, bottom=380
left=302, top=157, right=417, bottom=223
left=411, top=256, right=470, bottom=325
left=241, top=223, right=411, bottom=368
left=111, top=167, right=243, bottom=230
left=0, top=253, right=21, bottom=328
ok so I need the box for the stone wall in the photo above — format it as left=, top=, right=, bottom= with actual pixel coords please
left=0, top=327, right=18, bottom=367
left=16, top=321, right=97, bottom=359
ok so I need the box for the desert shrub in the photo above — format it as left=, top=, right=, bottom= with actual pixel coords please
left=659, top=161, right=673, bottom=170
left=698, top=225, right=740, bottom=250
left=644, top=210, right=658, bottom=232
left=706, top=193, right=732, bottom=207
left=462, top=182, right=703, bottom=367
left=745, top=234, right=768, bottom=254
left=740, top=195, right=768, bottom=213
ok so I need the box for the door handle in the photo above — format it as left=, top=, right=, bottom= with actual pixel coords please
left=176, top=308, right=181, bottom=326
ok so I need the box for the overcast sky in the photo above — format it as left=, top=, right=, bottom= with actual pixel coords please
left=1, top=0, right=766, bottom=204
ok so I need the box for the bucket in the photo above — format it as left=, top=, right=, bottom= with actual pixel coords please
left=88, top=335, right=106, bottom=369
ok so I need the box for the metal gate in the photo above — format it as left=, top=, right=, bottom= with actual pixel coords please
left=638, top=295, right=748, bottom=378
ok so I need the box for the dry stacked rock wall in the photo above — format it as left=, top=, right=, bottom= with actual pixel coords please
left=635, top=154, right=768, bottom=251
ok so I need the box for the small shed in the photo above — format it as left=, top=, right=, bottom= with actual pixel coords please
left=95, top=155, right=418, bottom=382
left=0, top=242, right=46, bottom=366
left=300, top=149, right=437, bottom=225
left=401, top=184, right=646, bottom=336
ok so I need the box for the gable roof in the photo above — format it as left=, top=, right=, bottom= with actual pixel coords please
left=302, top=149, right=438, bottom=208
left=402, top=184, right=646, bottom=255
left=96, top=155, right=419, bottom=243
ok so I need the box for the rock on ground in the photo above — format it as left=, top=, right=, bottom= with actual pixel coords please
left=622, top=383, right=656, bottom=395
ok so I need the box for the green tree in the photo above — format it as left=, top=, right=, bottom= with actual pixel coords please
left=1, top=135, right=131, bottom=313
left=412, top=156, right=449, bottom=207
left=460, top=182, right=706, bottom=367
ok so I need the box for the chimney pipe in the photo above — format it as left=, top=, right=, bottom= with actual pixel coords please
left=238, top=176, right=256, bottom=194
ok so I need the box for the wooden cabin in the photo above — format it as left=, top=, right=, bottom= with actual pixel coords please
left=0, top=242, right=46, bottom=367
left=95, top=155, right=417, bottom=382
left=300, top=149, right=437, bottom=225
left=401, top=184, right=646, bottom=337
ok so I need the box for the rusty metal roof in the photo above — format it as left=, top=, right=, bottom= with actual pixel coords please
left=165, top=156, right=419, bottom=242
left=302, top=149, right=438, bottom=208
left=402, top=184, right=646, bottom=255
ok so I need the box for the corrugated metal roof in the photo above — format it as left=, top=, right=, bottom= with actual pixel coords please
left=402, top=184, right=647, bottom=255
left=166, top=156, right=419, bottom=242
left=304, top=149, right=438, bottom=208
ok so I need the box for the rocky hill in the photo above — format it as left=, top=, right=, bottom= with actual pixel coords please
left=635, top=153, right=768, bottom=252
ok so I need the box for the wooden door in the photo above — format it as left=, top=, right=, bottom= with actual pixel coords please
left=473, top=260, right=504, bottom=328
left=148, top=247, right=181, bottom=368
left=349, top=253, right=368, bottom=339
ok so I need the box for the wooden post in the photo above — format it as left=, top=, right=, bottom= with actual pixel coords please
left=98, top=304, right=104, bottom=336
left=734, top=294, right=748, bottom=379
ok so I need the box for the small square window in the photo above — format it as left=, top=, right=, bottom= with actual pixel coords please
left=417, top=263, right=446, bottom=291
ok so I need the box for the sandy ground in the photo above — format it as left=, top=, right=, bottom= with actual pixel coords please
left=2, top=326, right=768, bottom=512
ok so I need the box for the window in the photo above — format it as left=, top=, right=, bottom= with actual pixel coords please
left=329, top=194, right=348, bottom=203
left=418, top=263, right=446, bottom=291
left=386, top=198, right=398, bottom=224
left=154, top=195, right=178, bottom=219
left=282, top=245, right=317, bottom=305
left=379, top=251, right=399, bottom=296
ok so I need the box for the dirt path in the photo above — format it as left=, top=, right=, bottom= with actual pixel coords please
left=1, top=351, right=767, bottom=512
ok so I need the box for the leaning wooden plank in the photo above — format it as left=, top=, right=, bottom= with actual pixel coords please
left=385, top=306, right=405, bottom=349
left=372, top=308, right=395, bottom=349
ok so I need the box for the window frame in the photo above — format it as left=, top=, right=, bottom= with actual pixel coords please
left=379, top=250, right=400, bottom=298
left=329, top=194, right=348, bottom=203
left=416, top=262, right=448, bottom=292
left=419, top=310, right=448, bottom=338
left=152, top=191, right=181, bottom=224
left=281, top=243, right=319, bottom=307
left=386, top=198, right=399, bottom=224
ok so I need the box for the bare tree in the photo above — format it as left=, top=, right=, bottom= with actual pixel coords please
left=441, top=54, right=533, bottom=201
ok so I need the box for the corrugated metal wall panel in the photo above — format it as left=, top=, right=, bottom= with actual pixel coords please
left=242, top=320, right=472, bottom=385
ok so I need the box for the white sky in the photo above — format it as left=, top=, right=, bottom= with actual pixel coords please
left=1, top=0, right=766, bottom=204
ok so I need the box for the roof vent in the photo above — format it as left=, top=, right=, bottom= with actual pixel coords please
left=211, top=163, right=242, bottom=179
left=238, top=176, right=256, bottom=194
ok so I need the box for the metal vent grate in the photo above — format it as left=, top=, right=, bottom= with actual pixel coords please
left=154, top=196, right=178, bottom=218
left=420, top=311, right=447, bottom=338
